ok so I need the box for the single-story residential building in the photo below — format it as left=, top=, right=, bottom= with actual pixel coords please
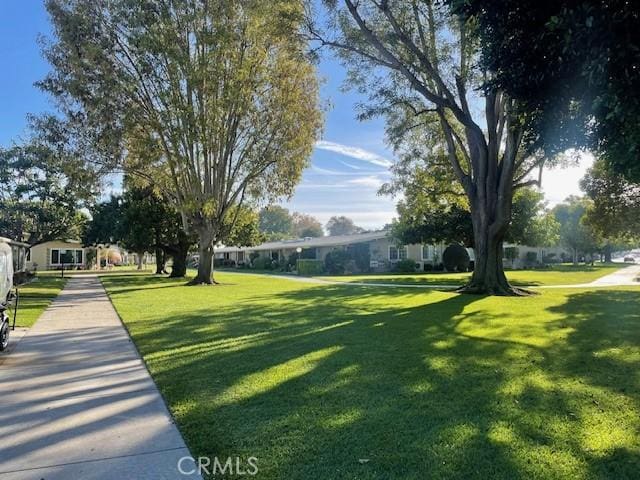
left=214, top=230, right=571, bottom=273
left=27, top=240, right=87, bottom=271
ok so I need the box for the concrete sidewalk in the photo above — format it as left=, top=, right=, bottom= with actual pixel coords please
left=0, top=276, right=201, bottom=480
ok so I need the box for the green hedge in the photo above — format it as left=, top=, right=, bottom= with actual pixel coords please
left=297, top=259, right=324, bottom=275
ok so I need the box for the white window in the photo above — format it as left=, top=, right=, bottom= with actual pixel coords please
left=51, top=248, right=84, bottom=265
left=389, top=245, right=408, bottom=261
left=237, top=251, right=245, bottom=262
left=422, top=245, right=434, bottom=261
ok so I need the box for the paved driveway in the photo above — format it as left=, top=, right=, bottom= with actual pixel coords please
left=0, top=276, right=201, bottom=480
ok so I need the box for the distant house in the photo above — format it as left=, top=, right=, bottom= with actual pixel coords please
left=215, top=231, right=452, bottom=272
left=27, top=240, right=87, bottom=271
left=215, top=230, right=571, bottom=273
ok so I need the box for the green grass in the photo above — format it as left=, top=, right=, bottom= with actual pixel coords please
left=13, top=275, right=67, bottom=327
left=102, top=272, right=640, bottom=479
left=321, top=263, right=624, bottom=287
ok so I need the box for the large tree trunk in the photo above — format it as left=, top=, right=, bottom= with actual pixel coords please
left=459, top=192, right=531, bottom=296
left=137, top=253, right=144, bottom=270
left=603, top=244, right=612, bottom=263
left=155, top=247, right=165, bottom=275
left=188, top=230, right=217, bottom=285
left=169, top=234, right=190, bottom=278
left=169, top=248, right=188, bottom=278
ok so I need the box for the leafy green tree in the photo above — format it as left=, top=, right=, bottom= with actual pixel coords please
left=83, top=196, right=124, bottom=247
left=509, top=188, right=560, bottom=248
left=85, top=189, right=195, bottom=276
left=581, top=159, right=640, bottom=241
left=326, top=216, right=363, bottom=236
left=291, top=213, right=324, bottom=238
left=312, top=1, right=549, bottom=294
left=552, top=196, right=600, bottom=264
left=450, top=0, right=640, bottom=182
left=389, top=177, right=559, bottom=251
left=0, top=118, right=98, bottom=245
left=259, top=206, right=294, bottom=241
left=41, top=0, right=322, bottom=284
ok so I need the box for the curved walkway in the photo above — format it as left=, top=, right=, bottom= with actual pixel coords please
left=0, top=275, right=200, bottom=480
left=222, top=264, right=640, bottom=290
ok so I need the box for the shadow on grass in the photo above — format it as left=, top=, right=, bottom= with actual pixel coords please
left=105, top=274, right=640, bottom=479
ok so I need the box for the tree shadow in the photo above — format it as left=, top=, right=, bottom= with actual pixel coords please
left=106, top=274, right=640, bottom=479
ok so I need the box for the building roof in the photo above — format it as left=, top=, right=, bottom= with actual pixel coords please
left=215, top=230, right=390, bottom=253
left=0, top=237, right=31, bottom=248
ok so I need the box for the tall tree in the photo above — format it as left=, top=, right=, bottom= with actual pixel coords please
left=291, top=212, right=324, bottom=238
left=552, top=196, right=600, bottom=264
left=581, top=159, right=640, bottom=241
left=259, top=206, right=294, bottom=241
left=311, top=1, right=547, bottom=294
left=450, top=0, right=640, bottom=182
left=0, top=117, right=98, bottom=245
left=326, top=216, right=363, bottom=236
left=41, top=0, right=323, bottom=284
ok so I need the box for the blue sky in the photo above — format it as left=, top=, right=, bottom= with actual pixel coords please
left=0, top=2, right=590, bottom=231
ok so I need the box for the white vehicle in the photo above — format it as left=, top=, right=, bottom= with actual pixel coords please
left=0, top=237, right=30, bottom=351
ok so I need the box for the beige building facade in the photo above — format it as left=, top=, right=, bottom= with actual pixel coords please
left=27, top=240, right=87, bottom=271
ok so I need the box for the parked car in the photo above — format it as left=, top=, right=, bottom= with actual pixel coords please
left=624, top=256, right=636, bottom=263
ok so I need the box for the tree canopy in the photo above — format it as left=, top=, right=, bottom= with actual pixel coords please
left=326, top=216, right=363, bottom=236
left=0, top=117, right=99, bottom=245
left=259, top=206, right=294, bottom=241
left=41, top=0, right=323, bottom=284
left=311, top=0, right=551, bottom=294
left=450, top=0, right=640, bottom=182
left=552, top=196, right=600, bottom=263
left=581, top=159, right=640, bottom=241
left=291, top=212, right=324, bottom=238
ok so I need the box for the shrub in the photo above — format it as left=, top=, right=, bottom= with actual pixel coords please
left=394, top=259, right=418, bottom=273
left=324, top=249, right=353, bottom=275
left=443, top=244, right=470, bottom=272
left=213, top=258, right=236, bottom=268
left=347, top=243, right=371, bottom=273
left=297, top=259, right=324, bottom=275
left=504, top=246, right=519, bottom=261
left=252, top=256, right=273, bottom=270
left=423, top=263, right=434, bottom=272
left=434, top=263, right=445, bottom=272
left=525, top=251, right=538, bottom=265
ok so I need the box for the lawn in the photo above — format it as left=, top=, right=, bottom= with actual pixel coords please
left=321, top=263, right=625, bottom=287
left=13, top=274, right=67, bottom=327
left=102, top=272, right=640, bottom=479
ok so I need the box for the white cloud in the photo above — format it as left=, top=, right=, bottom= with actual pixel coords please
left=339, top=160, right=363, bottom=170
left=315, top=140, right=393, bottom=168
left=310, top=164, right=347, bottom=176
left=347, top=175, right=384, bottom=189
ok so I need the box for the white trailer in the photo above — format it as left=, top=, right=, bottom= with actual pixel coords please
left=0, top=237, right=30, bottom=350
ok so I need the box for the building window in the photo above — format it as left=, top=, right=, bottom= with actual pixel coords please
left=237, top=251, right=245, bottom=262
left=389, top=245, right=408, bottom=261
left=422, top=245, right=434, bottom=261
left=223, top=252, right=230, bottom=260
left=26, top=248, right=31, bottom=261
left=50, top=248, right=84, bottom=265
